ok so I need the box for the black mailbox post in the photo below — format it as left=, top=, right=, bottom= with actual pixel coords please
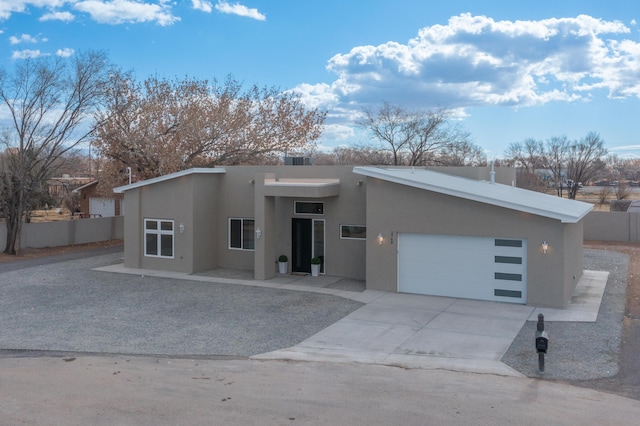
left=535, top=313, right=549, bottom=373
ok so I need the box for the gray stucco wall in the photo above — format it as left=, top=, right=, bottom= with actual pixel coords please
left=364, top=178, right=576, bottom=308
left=224, top=166, right=367, bottom=279
left=583, top=211, right=640, bottom=242
left=0, top=216, right=123, bottom=250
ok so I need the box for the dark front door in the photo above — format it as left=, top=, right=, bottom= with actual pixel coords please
left=292, top=218, right=312, bottom=273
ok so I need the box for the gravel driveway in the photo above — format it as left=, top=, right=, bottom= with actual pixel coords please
left=0, top=250, right=363, bottom=357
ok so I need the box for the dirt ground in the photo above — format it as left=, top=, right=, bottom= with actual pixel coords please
left=0, top=239, right=638, bottom=400
left=0, top=239, right=123, bottom=263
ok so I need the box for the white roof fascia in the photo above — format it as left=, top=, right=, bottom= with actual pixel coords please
left=353, top=167, right=592, bottom=223
left=113, top=168, right=226, bottom=193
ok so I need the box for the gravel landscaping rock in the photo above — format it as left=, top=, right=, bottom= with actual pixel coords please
left=502, top=248, right=627, bottom=380
left=0, top=251, right=363, bottom=357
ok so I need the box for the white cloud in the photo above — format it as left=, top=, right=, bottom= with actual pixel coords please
left=40, top=11, right=75, bottom=22
left=11, top=49, right=46, bottom=59
left=56, top=47, right=75, bottom=57
left=215, top=1, right=265, bottom=21
left=73, top=0, right=180, bottom=26
left=304, top=13, right=640, bottom=116
left=192, top=0, right=212, bottom=13
left=9, top=33, right=39, bottom=44
left=0, top=1, right=67, bottom=20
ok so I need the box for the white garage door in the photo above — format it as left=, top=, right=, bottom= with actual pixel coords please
left=398, top=234, right=526, bottom=304
left=89, top=197, right=115, bottom=218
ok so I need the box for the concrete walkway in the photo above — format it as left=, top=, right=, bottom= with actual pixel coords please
left=96, top=264, right=608, bottom=376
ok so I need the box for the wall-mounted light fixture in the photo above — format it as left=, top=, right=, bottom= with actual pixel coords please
left=541, top=241, right=549, bottom=254
left=256, top=228, right=262, bottom=239
left=356, top=180, right=363, bottom=186
left=179, top=223, right=185, bottom=234
left=377, top=233, right=384, bottom=245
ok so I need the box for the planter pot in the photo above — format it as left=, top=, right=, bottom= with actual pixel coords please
left=311, top=264, right=320, bottom=277
left=278, top=261, right=288, bottom=274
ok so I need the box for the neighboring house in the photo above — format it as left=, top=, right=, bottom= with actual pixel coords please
left=73, top=181, right=123, bottom=218
left=114, top=165, right=592, bottom=309
left=47, top=175, right=92, bottom=206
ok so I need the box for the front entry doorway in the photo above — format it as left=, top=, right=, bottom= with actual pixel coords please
left=291, top=218, right=325, bottom=274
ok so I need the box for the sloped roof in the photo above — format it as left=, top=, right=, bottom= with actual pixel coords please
left=71, top=180, right=99, bottom=193
left=353, top=167, right=592, bottom=223
left=113, top=168, right=226, bottom=193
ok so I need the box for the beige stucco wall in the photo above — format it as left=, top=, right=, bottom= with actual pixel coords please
left=364, top=178, right=578, bottom=308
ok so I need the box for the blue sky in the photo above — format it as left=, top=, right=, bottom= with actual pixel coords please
left=2, top=1, right=640, bottom=159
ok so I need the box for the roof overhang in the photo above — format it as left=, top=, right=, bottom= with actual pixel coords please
left=354, top=166, right=593, bottom=223
left=263, top=178, right=340, bottom=198
left=113, top=168, right=226, bottom=193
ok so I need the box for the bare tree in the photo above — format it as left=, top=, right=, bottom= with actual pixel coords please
left=358, top=102, right=472, bottom=166
left=357, top=102, right=415, bottom=165
left=93, top=74, right=326, bottom=191
left=565, top=132, right=607, bottom=199
left=542, top=136, right=570, bottom=197
left=436, top=140, right=487, bottom=166
left=0, top=51, right=110, bottom=254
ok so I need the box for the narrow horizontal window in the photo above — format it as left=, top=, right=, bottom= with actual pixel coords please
left=340, top=225, right=366, bottom=240
left=295, top=201, right=324, bottom=215
left=494, top=289, right=522, bottom=298
left=495, top=239, right=522, bottom=247
left=495, top=272, right=522, bottom=281
left=495, top=256, right=522, bottom=264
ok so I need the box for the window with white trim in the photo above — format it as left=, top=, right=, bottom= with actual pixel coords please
left=340, top=225, right=366, bottom=240
left=144, top=219, right=174, bottom=258
left=229, top=218, right=255, bottom=250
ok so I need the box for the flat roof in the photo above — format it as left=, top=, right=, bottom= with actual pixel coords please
left=354, top=167, right=593, bottom=223
left=113, top=168, right=226, bottom=193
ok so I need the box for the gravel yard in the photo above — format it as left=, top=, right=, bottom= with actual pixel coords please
left=502, top=249, right=627, bottom=380
left=0, top=251, right=363, bottom=357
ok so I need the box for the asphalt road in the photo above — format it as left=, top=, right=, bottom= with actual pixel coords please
left=2, top=355, right=639, bottom=425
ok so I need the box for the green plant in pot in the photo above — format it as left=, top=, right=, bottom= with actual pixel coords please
left=310, top=257, right=321, bottom=276
left=278, top=255, right=288, bottom=274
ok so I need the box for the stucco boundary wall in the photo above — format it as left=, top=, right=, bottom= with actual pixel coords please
left=583, top=211, right=640, bottom=243
left=0, top=216, right=124, bottom=250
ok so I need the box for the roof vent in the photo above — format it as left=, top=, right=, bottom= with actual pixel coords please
left=490, top=163, right=496, bottom=184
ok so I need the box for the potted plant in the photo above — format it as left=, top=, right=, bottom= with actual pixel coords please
left=310, top=256, right=321, bottom=277
left=278, top=255, right=288, bottom=274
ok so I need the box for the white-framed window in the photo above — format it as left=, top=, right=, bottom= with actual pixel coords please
left=229, top=218, right=255, bottom=250
left=144, top=219, right=174, bottom=258
left=340, top=225, right=367, bottom=240
left=294, top=201, right=324, bottom=215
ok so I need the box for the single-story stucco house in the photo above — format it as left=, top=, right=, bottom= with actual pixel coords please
left=114, top=165, right=593, bottom=309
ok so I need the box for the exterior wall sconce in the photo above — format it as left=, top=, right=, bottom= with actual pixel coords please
left=541, top=241, right=549, bottom=254
left=179, top=223, right=185, bottom=234
left=256, top=228, right=262, bottom=239
left=377, top=233, right=384, bottom=245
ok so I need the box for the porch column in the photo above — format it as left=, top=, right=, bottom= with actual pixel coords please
left=254, top=174, right=276, bottom=280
